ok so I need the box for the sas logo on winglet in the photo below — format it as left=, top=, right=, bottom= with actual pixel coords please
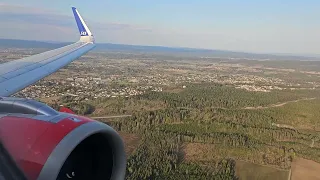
left=80, top=31, right=87, bottom=36
left=68, top=117, right=82, bottom=122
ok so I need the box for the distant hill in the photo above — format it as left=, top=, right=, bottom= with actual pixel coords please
left=94, top=44, right=319, bottom=60
left=0, top=38, right=318, bottom=60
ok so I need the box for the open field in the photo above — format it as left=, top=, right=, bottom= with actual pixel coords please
left=291, top=158, right=320, bottom=180
left=236, top=161, right=289, bottom=180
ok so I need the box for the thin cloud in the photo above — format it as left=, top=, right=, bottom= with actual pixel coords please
left=0, top=3, right=155, bottom=42
left=0, top=3, right=57, bottom=15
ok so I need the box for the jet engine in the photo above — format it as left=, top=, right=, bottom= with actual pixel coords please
left=0, top=97, right=126, bottom=180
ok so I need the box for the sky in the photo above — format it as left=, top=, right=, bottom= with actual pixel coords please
left=0, top=0, right=320, bottom=54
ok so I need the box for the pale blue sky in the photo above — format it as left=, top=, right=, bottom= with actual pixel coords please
left=0, top=0, right=320, bottom=54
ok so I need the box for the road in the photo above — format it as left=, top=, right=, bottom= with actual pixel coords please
left=243, top=97, right=316, bottom=110
left=205, top=97, right=317, bottom=111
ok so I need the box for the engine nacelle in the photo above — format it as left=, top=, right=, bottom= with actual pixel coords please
left=0, top=97, right=126, bottom=180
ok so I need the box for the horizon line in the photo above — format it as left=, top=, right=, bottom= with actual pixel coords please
left=0, top=37, right=319, bottom=58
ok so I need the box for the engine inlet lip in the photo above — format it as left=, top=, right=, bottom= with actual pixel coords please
left=37, top=121, right=126, bottom=180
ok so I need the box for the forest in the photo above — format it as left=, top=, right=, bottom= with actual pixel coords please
left=50, top=83, right=320, bottom=179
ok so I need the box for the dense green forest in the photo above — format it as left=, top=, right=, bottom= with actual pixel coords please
left=52, top=83, right=320, bottom=179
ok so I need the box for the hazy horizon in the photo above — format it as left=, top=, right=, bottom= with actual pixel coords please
left=0, top=1, right=320, bottom=55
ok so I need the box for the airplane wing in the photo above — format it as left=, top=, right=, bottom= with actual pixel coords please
left=0, top=7, right=95, bottom=97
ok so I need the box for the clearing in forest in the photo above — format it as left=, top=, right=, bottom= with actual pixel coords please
left=118, top=132, right=141, bottom=156
left=183, top=143, right=290, bottom=180
left=235, top=160, right=289, bottom=180
left=291, top=158, right=320, bottom=180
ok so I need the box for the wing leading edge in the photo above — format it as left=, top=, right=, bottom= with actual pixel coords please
left=0, top=7, right=95, bottom=97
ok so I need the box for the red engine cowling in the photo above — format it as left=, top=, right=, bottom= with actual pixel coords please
left=0, top=97, right=126, bottom=180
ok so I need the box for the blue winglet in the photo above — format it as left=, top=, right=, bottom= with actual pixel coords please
left=72, top=7, right=91, bottom=36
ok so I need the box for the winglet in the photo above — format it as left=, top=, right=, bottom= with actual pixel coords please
left=72, top=7, right=95, bottom=43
